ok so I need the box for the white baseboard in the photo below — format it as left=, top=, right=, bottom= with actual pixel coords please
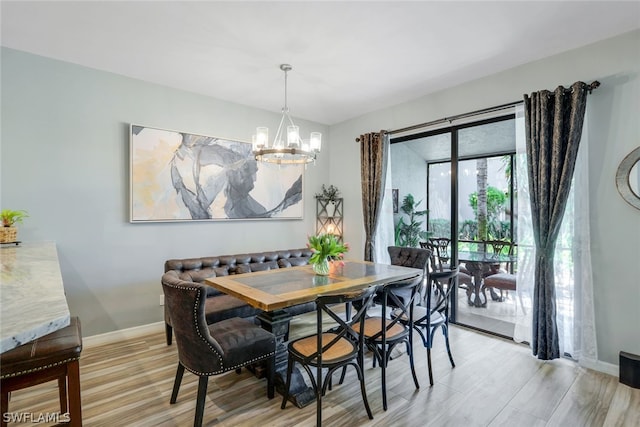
left=579, top=358, right=619, bottom=377
left=83, top=321, right=165, bottom=348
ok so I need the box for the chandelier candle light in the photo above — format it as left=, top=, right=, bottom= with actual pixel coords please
left=253, top=64, right=322, bottom=165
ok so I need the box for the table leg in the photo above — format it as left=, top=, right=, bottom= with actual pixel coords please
left=255, top=310, right=316, bottom=408
left=464, top=262, right=487, bottom=308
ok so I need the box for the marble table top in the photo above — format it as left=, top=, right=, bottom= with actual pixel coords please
left=1, top=241, right=70, bottom=353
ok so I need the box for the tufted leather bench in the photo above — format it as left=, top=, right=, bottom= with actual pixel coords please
left=163, top=248, right=314, bottom=345
left=1, top=317, right=83, bottom=427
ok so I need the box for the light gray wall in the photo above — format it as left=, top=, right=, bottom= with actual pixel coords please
left=329, top=30, right=640, bottom=366
left=390, top=143, right=427, bottom=230
left=1, top=47, right=329, bottom=336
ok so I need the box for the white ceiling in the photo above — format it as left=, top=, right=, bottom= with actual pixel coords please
left=1, top=1, right=639, bottom=125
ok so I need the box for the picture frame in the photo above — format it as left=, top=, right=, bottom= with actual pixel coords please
left=392, top=189, right=399, bottom=213
left=129, top=124, right=304, bottom=222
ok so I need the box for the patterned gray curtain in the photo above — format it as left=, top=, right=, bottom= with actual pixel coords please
left=524, top=81, right=590, bottom=360
left=359, top=131, right=389, bottom=262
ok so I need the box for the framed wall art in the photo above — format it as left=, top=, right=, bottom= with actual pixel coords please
left=129, top=124, right=303, bottom=222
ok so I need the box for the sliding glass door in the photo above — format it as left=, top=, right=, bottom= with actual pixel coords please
left=391, top=114, right=520, bottom=338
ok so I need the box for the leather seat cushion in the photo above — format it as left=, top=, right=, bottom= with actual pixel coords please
left=483, top=273, right=516, bottom=290
left=208, top=317, right=275, bottom=369
left=1, top=317, right=82, bottom=378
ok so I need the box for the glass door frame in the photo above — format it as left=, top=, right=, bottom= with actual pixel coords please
left=391, top=113, right=515, bottom=324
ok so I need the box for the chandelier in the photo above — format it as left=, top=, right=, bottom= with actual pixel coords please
left=252, top=64, right=321, bottom=164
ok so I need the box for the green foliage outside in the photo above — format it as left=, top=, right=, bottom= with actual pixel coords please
left=394, top=194, right=429, bottom=247
left=468, top=186, right=507, bottom=226
left=430, top=218, right=511, bottom=242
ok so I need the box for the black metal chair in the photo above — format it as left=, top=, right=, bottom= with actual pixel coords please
left=412, top=267, right=458, bottom=385
left=354, top=246, right=425, bottom=411
left=421, top=241, right=473, bottom=290
left=281, top=286, right=377, bottom=426
left=162, top=272, right=276, bottom=427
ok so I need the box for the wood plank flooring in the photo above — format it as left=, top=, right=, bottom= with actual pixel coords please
left=4, top=312, right=639, bottom=426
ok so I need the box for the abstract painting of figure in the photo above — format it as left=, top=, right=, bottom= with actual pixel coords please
left=130, top=125, right=303, bottom=222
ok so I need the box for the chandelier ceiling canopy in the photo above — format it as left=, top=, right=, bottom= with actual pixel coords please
left=252, top=64, right=321, bottom=165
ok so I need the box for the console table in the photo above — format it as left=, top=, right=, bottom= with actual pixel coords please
left=0, top=241, right=71, bottom=353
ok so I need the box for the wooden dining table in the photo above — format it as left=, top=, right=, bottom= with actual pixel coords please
left=205, top=259, right=421, bottom=407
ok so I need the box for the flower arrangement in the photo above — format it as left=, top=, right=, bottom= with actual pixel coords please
left=307, top=233, right=349, bottom=275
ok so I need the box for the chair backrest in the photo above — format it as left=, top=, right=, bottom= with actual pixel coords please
left=161, top=271, right=225, bottom=374
left=427, top=267, right=458, bottom=317
left=429, top=237, right=451, bottom=263
left=420, top=241, right=444, bottom=273
left=388, top=245, right=431, bottom=298
left=484, top=240, right=513, bottom=256
left=309, top=286, right=378, bottom=365
left=387, top=245, right=431, bottom=274
left=372, top=277, right=422, bottom=344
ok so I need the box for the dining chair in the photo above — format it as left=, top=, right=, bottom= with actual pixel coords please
left=412, top=267, right=458, bottom=385
left=482, top=240, right=514, bottom=276
left=420, top=241, right=473, bottom=290
left=281, top=286, right=377, bottom=426
left=482, top=245, right=530, bottom=313
left=162, top=273, right=276, bottom=427
left=354, top=246, right=425, bottom=411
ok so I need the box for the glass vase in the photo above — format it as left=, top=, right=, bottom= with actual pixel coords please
left=312, top=258, right=331, bottom=276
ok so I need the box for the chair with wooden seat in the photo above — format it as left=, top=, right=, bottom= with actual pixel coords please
left=281, top=286, right=377, bottom=426
left=355, top=246, right=424, bottom=411
left=162, top=273, right=276, bottom=427
left=1, top=317, right=83, bottom=427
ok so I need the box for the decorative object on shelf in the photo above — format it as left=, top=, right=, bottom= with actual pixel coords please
left=307, top=234, right=349, bottom=276
left=616, top=146, right=640, bottom=210
left=316, top=185, right=343, bottom=242
left=130, top=124, right=303, bottom=222
left=0, top=209, right=28, bottom=243
left=316, top=184, right=340, bottom=217
left=252, top=64, right=322, bottom=165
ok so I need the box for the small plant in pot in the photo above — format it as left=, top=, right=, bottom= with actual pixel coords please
left=1, top=209, right=29, bottom=243
left=316, top=184, right=341, bottom=217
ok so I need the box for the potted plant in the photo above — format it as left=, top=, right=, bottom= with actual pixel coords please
left=1, top=209, right=29, bottom=243
left=316, top=184, right=341, bottom=217
left=394, top=194, right=429, bottom=247
left=307, top=233, right=349, bottom=276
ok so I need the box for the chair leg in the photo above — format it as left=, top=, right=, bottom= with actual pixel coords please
left=1, top=392, right=9, bottom=427
left=427, top=347, right=434, bottom=386
left=316, top=363, right=323, bottom=427
left=407, top=340, right=420, bottom=390
left=443, top=325, right=455, bottom=367
left=381, top=345, right=388, bottom=411
left=67, top=360, right=82, bottom=427
left=170, top=363, right=185, bottom=404
left=194, top=376, right=208, bottom=427
left=267, top=355, right=275, bottom=399
left=338, top=366, right=347, bottom=385
left=281, top=355, right=294, bottom=409
left=354, top=364, right=373, bottom=420
left=58, top=376, right=68, bottom=414
left=165, top=323, right=173, bottom=346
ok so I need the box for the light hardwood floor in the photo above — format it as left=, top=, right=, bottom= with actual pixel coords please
left=5, top=313, right=639, bottom=427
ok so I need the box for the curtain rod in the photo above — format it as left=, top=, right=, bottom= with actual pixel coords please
left=355, top=80, right=600, bottom=142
